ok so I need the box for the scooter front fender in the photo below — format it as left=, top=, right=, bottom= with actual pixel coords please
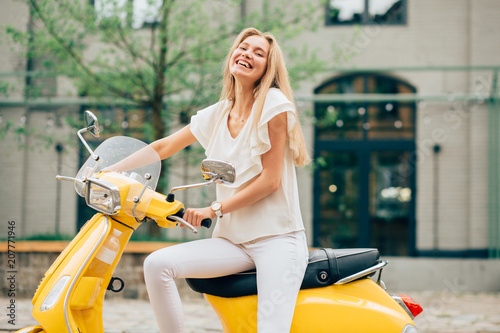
left=204, top=279, right=415, bottom=333
left=31, top=213, right=129, bottom=333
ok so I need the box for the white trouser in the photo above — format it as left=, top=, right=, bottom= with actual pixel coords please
left=144, top=230, right=308, bottom=333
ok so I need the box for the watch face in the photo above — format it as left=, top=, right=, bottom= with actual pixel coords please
left=212, top=202, right=221, bottom=210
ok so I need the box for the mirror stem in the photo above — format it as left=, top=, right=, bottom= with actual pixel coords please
left=56, top=175, right=84, bottom=185
left=169, top=178, right=217, bottom=194
left=77, top=128, right=99, bottom=161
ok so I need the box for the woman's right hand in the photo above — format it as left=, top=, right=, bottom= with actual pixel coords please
left=182, top=207, right=216, bottom=228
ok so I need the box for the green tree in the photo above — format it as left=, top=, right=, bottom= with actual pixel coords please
left=6, top=0, right=324, bottom=125
left=4, top=0, right=326, bottom=236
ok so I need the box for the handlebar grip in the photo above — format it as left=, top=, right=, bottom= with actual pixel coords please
left=201, top=218, right=212, bottom=228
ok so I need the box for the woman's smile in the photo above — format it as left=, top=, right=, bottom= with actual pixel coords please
left=236, top=59, right=252, bottom=68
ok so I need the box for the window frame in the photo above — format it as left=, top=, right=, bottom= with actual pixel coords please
left=312, top=72, right=417, bottom=256
left=325, top=0, right=407, bottom=26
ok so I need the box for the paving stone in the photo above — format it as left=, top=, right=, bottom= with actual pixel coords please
left=1, top=291, right=499, bottom=332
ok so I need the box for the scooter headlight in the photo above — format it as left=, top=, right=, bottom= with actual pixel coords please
left=40, top=275, right=70, bottom=311
left=85, top=178, right=121, bottom=215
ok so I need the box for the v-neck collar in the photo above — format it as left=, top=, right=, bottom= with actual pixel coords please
left=226, top=109, right=252, bottom=140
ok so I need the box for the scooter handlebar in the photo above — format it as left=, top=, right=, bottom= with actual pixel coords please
left=201, top=218, right=212, bottom=229
left=167, top=215, right=212, bottom=234
left=173, top=208, right=212, bottom=229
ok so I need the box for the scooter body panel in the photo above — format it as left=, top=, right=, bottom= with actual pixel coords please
left=204, top=279, right=415, bottom=333
left=30, top=213, right=133, bottom=333
left=14, top=326, right=44, bottom=333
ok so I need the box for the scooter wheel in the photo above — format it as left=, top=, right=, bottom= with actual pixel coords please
left=15, top=326, right=45, bottom=333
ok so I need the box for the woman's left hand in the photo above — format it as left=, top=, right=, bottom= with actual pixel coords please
left=182, top=207, right=215, bottom=228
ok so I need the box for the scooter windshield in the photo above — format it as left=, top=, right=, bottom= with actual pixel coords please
left=75, top=136, right=161, bottom=217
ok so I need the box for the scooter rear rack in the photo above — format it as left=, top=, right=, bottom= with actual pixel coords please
left=334, top=260, right=388, bottom=285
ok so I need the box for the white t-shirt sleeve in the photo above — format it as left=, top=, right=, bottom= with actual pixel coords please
left=189, top=101, right=224, bottom=149
left=249, top=88, right=299, bottom=164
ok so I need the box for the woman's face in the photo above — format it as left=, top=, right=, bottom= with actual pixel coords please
left=229, top=35, right=270, bottom=86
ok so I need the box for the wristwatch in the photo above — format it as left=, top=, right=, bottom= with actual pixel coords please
left=210, top=201, right=223, bottom=218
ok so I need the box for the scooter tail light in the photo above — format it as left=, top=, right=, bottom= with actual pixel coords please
left=398, top=294, right=423, bottom=318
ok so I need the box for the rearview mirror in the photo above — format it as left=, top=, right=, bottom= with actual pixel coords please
left=168, top=159, right=236, bottom=195
left=84, top=110, right=100, bottom=138
left=201, top=159, right=235, bottom=185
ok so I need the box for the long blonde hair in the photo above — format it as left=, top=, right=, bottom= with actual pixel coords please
left=219, top=27, right=310, bottom=166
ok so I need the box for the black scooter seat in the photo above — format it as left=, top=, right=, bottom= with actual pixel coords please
left=186, top=248, right=380, bottom=298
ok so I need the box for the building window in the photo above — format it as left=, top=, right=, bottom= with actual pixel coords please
left=326, top=0, right=407, bottom=26
left=93, top=0, right=161, bottom=29
left=315, top=73, right=415, bottom=140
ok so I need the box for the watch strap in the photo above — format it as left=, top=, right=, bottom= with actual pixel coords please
left=211, top=201, right=223, bottom=218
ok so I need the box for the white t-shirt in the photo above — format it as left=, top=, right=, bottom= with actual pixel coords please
left=190, top=88, right=305, bottom=244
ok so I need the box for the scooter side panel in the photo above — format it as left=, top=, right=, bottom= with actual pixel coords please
left=32, top=214, right=107, bottom=306
left=204, top=279, right=415, bottom=333
left=31, top=214, right=110, bottom=332
left=69, top=220, right=133, bottom=333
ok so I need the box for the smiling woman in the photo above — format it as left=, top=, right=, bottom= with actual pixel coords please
left=139, top=27, right=312, bottom=332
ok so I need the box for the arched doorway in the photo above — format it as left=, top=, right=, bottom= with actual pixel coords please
left=313, top=73, right=416, bottom=256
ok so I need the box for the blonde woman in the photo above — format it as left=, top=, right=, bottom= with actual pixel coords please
left=144, top=27, right=310, bottom=332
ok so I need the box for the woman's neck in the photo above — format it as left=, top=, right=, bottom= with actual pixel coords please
left=232, top=81, right=255, bottom=116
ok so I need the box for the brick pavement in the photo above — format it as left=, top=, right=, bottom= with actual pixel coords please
left=1, top=292, right=499, bottom=332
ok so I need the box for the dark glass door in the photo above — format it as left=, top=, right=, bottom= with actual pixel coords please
left=314, top=148, right=415, bottom=256
left=316, top=151, right=359, bottom=248
left=369, top=151, right=413, bottom=255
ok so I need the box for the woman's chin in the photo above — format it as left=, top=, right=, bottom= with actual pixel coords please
left=232, top=72, right=260, bottom=87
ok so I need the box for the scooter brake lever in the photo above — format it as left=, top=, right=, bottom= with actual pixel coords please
left=167, top=215, right=198, bottom=234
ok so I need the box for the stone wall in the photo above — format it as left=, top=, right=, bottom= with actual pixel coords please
left=2, top=245, right=499, bottom=301
left=0, top=243, right=200, bottom=301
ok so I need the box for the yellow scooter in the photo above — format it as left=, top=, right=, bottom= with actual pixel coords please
left=16, top=110, right=422, bottom=333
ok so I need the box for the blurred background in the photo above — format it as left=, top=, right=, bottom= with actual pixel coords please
left=0, top=0, right=499, bottom=294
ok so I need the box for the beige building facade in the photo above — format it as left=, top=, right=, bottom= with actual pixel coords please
left=1, top=0, right=499, bottom=259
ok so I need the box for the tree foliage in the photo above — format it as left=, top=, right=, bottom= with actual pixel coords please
left=5, top=0, right=325, bottom=138
left=3, top=0, right=329, bottom=182
left=3, top=0, right=327, bottom=237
